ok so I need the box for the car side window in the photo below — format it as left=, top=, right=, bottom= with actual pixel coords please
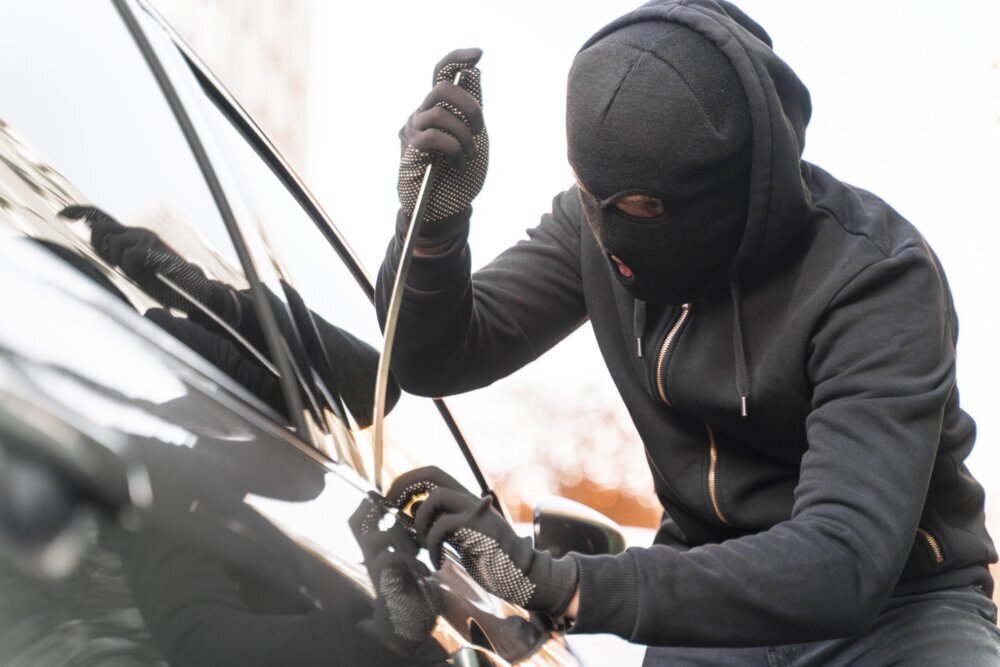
left=141, top=19, right=481, bottom=491
left=0, top=0, right=294, bottom=420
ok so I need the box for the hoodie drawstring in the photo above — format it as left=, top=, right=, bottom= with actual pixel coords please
left=729, top=281, right=750, bottom=417
left=633, top=298, right=647, bottom=358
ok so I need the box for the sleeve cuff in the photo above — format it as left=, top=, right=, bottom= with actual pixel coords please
left=567, top=551, right=640, bottom=639
left=394, top=207, right=472, bottom=248
left=530, top=553, right=579, bottom=618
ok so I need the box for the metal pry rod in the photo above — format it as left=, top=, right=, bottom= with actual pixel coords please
left=372, top=70, right=466, bottom=492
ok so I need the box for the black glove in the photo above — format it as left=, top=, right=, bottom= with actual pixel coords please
left=63, top=205, right=239, bottom=321
left=349, top=495, right=447, bottom=664
left=387, top=467, right=579, bottom=619
left=382, top=465, right=468, bottom=520
left=398, top=48, right=488, bottom=227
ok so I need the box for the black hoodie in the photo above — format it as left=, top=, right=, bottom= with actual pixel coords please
left=377, top=0, right=996, bottom=648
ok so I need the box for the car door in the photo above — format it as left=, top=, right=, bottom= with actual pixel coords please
left=0, top=1, right=578, bottom=665
left=1, top=1, right=390, bottom=664
left=124, top=4, right=582, bottom=664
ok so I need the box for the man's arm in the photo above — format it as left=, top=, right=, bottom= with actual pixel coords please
left=376, top=187, right=588, bottom=396
left=394, top=243, right=959, bottom=646
left=569, top=245, right=953, bottom=646
left=375, top=49, right=586, bottom=397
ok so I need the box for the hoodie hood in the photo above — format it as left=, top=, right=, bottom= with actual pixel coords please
left=577, top=0, right=813, bottom=281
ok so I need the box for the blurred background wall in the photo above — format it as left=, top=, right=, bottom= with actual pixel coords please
left=153, top=0, right=999, bottom=574
left=154, top=0, right=311, bottom=170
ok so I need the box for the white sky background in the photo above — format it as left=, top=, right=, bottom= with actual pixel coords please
left=306, top=2, right=1000, bottom=507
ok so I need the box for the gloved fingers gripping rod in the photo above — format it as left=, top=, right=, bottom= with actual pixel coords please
left=372, top=69, right=467, bottom=492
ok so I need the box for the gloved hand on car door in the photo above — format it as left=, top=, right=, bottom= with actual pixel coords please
left=386, top=467, right=580, bottom=619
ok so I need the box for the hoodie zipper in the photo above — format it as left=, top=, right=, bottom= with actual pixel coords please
left=917, top=527, right=945, bottom=564
left=655, top=304, right=691, bottom=405
left=651, top=305, right=733, bottom=526
left=706, top=425, right=731, bottom=526
left=651, top=306, right=730, bottom=527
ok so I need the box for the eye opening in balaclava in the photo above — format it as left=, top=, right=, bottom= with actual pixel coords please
left=611, top=192, right=668, bottom=221
left=568, top=20, right=753, bottom=305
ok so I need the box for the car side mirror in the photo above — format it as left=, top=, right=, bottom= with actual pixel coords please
left=532, top=495, right=626, bottom=558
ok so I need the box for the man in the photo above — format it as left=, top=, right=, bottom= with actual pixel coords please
left=376, top=0, right=999, bottom=663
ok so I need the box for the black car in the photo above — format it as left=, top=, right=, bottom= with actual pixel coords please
left=0, top=1, right=625, bottom=664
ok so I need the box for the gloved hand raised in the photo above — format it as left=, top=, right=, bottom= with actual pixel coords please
left=397, top=49, right=488, bottom=227
left=386, top=467, right=579, bottom=619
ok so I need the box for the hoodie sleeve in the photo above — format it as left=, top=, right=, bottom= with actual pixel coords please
left=570, top=243, right=953, bottom=646
left=375, top=188, right=588, bottom=396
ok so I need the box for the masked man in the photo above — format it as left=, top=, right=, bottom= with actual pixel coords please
left=376, top=1, right=999, bottom=663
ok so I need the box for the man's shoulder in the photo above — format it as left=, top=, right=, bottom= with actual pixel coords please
left=804, top=163, right=928, bottom=262
left=757, top=164, right=948, bottom=314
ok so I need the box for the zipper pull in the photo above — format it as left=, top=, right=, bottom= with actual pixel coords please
left=634, top=299, right=647, bottom=359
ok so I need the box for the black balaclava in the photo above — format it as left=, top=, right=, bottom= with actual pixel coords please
left=568, top=21, right=752, bottom=305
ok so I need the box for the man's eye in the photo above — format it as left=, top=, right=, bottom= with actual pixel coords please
left=614, top=195, right=665, bottom=219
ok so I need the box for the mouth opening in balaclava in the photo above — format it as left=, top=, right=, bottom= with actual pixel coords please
left=567, top=20, right=753, bottom=305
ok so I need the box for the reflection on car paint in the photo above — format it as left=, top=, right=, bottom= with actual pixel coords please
left=0, top=1, right=580, bottom=663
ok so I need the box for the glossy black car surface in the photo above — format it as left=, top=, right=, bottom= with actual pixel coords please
left=0, top=1, right=579, bottom=664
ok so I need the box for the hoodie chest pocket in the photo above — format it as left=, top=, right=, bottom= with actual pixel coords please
left=647, top=304, right=693, bottom=407
left=641, top=302, right=735, bottom=415
left=705, top=427, right=799, bottom=529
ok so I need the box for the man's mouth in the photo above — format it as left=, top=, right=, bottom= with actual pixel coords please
left=610, top=255, right=633, bottom=279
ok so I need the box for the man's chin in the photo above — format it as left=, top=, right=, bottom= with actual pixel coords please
left=614, top=269, right=726, bottom=306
